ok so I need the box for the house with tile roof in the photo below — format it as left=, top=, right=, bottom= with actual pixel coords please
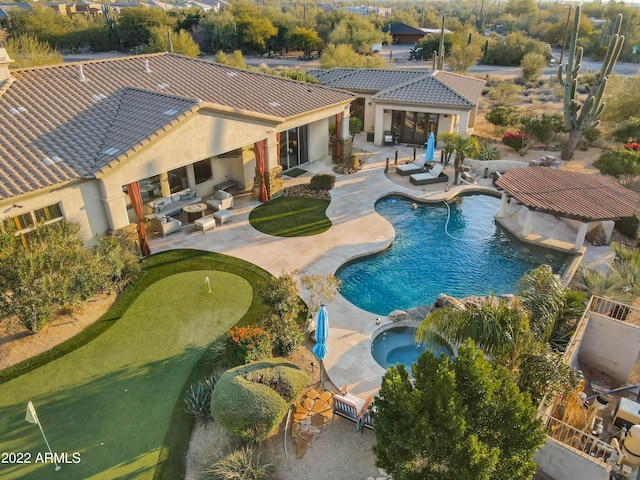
left=309, top=68, right=485, bottom=147
left=0, top=50, right=354, bottom=244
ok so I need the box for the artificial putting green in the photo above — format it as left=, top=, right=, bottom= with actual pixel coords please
left=249, top=196, right=331, bottom=237
left=0, top=270, right=253, bottom=480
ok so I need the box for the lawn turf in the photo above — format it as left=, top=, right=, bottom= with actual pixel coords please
left=0, top=267, right=252, bottom=479
left=248, top=196, right=331, bottom=237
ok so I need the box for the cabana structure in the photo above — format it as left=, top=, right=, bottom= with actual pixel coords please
left=495, top=167, right=640, bottom=251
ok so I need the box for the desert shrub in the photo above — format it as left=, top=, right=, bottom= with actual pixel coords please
left=478, top=141, right=502, bottom=160
left=211, top=359, right=309, bottom=441
left=613, top=118, right=640, bottom=144
left=593, top=150, right=640, bottom=188
left=485, top=106, right=521, bottom=129
left=521, top=52, right=547, bottom=81
left=584, top=128, right=602, bottom=143
left=205, top=336, right=228, bottom=367
left=310, top=174, right=335, bottom=191
left=205, top=445, right=273, bottom=480
left=349, top=117, right=363, bottom=135
left=184, top=375, right=219, bottom=424
left=224, top=326, right=272, bottom=367
left=502, top=131, right=530, bottom=151
left=258, top=312, right=304, bottom=356
left=521, top=114, right=563, bottom=148
left=616, top=216, right=639, bottom=239
left=487, top=83, right=522, bottom=105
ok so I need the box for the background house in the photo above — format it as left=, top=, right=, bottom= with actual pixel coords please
left=309, top=68, right=485, bottom=147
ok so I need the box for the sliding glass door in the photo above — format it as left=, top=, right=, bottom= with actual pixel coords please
left=279, top=126, right=308, bottom=170
left=392, top=111, right=438, bottom=145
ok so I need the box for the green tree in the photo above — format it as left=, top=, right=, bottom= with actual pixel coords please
left=234, top=2, right=277, bottom=52
left=484, top=31, right=548, bottom=66
left=327, top=15, right=380, bottom=54
left=214, top=50, right=246, bottom=68
left=117, top=6, right=173, bottom=48
left=5, top=34, right=62, bottom=68
left=260, top=271, right=302, bottom=319
left=373, top=340, right=545, bottom=480
left=200, top=10, right=238, bottom=53
left=437, top=131, right=459, bottom=165
left=485, top=106, right=521, bottom=132
left=593, top=149, right=640, bottom=188
left=505, top=0, right=536, bottom=16
left=287, top=26, right=323, bottom=59
left=520, top=52, right=547, bottom=81
left=448, top=30, right=483, bottom=73
left=143, top=27, right=200, bottom=57
left=319, top=44, right=386, bottom=69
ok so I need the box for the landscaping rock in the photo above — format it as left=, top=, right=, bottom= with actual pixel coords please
left=388, top=309, right=409, bottom=322
left=295, top=437, right=310, bottom=458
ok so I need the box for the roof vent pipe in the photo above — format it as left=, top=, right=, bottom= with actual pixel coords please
left=0, top=47, right=14, bottom=84
left=78, top=64, right=88, bottom=82
left=144, top=59, right=151, bottom=74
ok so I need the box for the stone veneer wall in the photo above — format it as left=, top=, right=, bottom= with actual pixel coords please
left=266, top=165, right=283, bottom=197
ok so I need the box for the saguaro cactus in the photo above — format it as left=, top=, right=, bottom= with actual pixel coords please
left=558, top=6, right=624, bottom=160
left=437, top=15, right=446, bottom=70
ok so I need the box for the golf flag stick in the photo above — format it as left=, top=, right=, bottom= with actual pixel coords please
left=26, top=401, right=61, bottom=472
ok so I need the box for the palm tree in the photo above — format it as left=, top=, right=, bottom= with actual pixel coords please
left=437, top=131, right=458, bottom=165
left=416, top=265, right=584, bottom=399
left=453, top=136, right=480, bottom=184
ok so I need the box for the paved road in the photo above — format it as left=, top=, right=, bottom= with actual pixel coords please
left=63, top=45, right=640, bottom=78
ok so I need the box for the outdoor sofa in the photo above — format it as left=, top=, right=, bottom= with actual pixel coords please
left=144, top=188, right=202, bottom=217
left=332, top=392, right=375, bottom=432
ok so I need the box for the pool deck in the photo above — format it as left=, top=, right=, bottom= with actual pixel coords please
left=149, top=136, right=614, bottom=398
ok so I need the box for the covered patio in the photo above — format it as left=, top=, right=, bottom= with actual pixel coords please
left=495, top=167, right=640, bottom=251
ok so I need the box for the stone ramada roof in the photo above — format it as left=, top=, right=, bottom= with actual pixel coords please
left=308, top=68, right=485, bottom=108
left=496, top=167, right=640, bottom=221
left=0, top=53, right=354, bottom=200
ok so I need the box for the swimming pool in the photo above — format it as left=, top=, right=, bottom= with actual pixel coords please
left=371, top=324, right=452, bottom=371
left=336, top=194, right=572, bottom=315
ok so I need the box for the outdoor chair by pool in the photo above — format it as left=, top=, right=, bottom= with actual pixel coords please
left=409, top=163, right=448, bottom=186
left=396, top=155, right=429, bottom=176
left=332, top=392, right=375, bottom=432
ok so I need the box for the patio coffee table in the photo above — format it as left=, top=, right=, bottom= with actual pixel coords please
left=183, top=203, right=207, bottom=223
left=213, top=209, right=233, bottom=225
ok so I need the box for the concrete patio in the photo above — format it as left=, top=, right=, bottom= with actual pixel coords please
left=148, top=137, right=614, bottom=398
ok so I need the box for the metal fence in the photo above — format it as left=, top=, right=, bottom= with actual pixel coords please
left=588, top=296, right=640, bottom=325
left=537, top=410, right=617, bottom=466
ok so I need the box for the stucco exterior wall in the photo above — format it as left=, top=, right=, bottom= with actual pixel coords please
left=535, top=438, right=609, bottom=480
left=465, top=159, right=528, bottom=176
left=1, top=180, right=108, bottom=244
left=578, top=313, right=640, bottom=383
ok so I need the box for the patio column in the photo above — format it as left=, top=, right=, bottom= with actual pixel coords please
left=159, top=172, right=171, bottom=197
left=498, top=193, right=508, bottom=218
left=99, top=180, right=129, bottom=231
left=522, top=209, right=534, bottom=237
left=373, top=106, right=385, bottom=146
left=574, top=221, right=588, bottom=250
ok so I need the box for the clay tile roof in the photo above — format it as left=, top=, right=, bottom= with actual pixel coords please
left=373, top=71, right=485, bottom=107
left=495, top=167, right=640, bottom=221
left=0, top=54, right=354, bottom=200
left=308, top=68, right=425, bottom=93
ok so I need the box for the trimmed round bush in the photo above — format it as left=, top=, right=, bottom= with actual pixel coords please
left=211, top=359, right=309, bottom=441
left=616, top=215, right=639, bottom=239
left=310, top=174, right=335, bottom=191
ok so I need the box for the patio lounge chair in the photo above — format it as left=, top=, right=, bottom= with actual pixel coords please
left=332, top=392, right=375, bottom=432
left=206, top=190, right=234, bottom=211
left=409, top=163, right=448, bottom=186
left=396, top=155, right=429, bottom=176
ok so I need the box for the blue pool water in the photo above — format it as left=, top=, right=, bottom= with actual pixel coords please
left=371, top=325, right=452, bottom=371
left=337, top=194, right=572, bottom=315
